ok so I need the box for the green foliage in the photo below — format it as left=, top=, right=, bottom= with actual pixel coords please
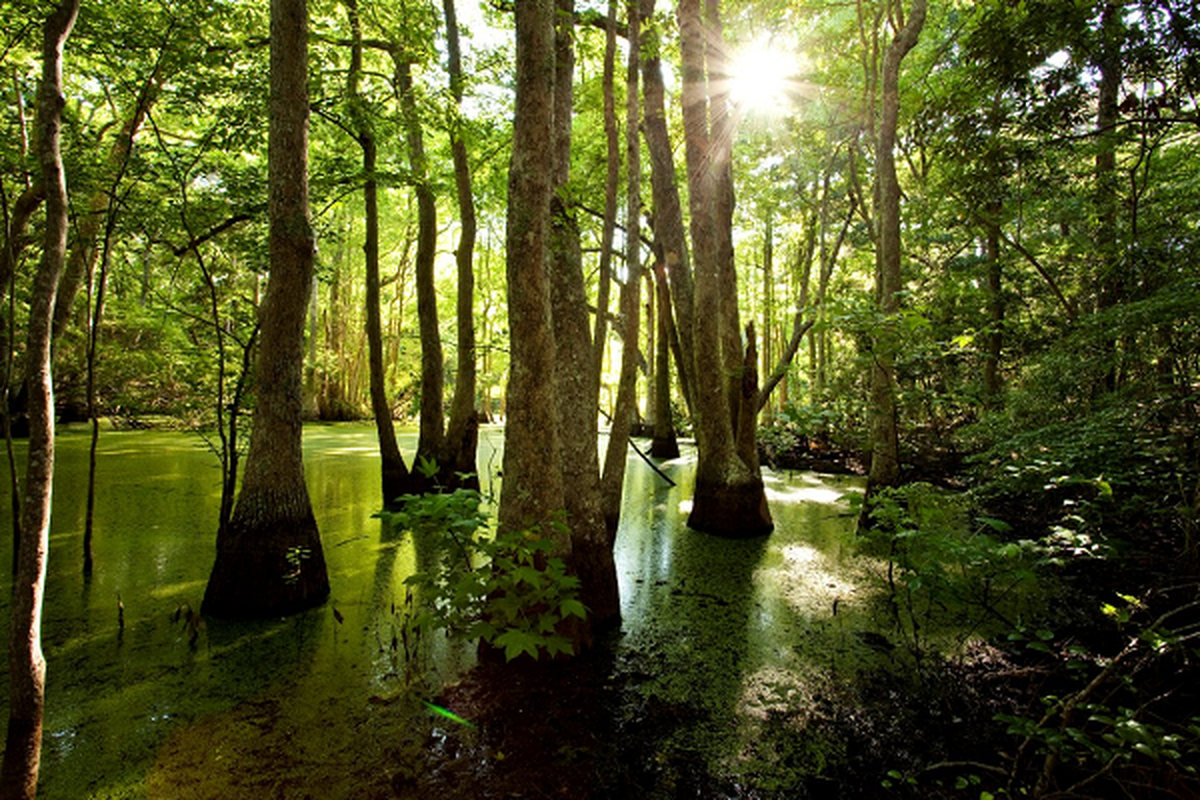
left=858, top=483, right=1042, bottom=663
left=377, top=489, right=587, bottom=662
left=995, top=588, right=1200, bottom=795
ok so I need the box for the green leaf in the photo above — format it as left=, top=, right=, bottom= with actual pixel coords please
left=560, top=598, right=587, bottom=620
left=494, top=629, right=540, bottom=661
left=977, top=515, right=1013, bottom=533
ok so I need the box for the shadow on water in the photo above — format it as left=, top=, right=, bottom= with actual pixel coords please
left=0, top=424, right=894, bottom=798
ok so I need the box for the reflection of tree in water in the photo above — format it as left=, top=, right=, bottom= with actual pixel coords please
left=612, top=449, right=775, bottom=792
left=608, top=456, right=877, bottom=791
left=369, top=514, right=475, bottom=691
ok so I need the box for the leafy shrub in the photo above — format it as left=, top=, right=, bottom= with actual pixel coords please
left=995, top=587, right=1200, bottom=796
left=377, top=488, right=587, bottom=662
left=857, top=483, right=1042, bottom=665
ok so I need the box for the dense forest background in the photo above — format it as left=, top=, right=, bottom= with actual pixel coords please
left=3, top=0, right=1200, bottom=796
left=1, top=0, right=1196, bottom=495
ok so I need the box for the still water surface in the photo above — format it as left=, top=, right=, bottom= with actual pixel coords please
left=0, top=424, right=869, bottom=797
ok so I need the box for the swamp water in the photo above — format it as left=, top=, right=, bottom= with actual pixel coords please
left=0, top=423, right=915, bottom=798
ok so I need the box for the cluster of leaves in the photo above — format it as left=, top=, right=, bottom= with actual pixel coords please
left=856, top=483, right=1044, bottom=665
left=960, top=280, right=1200, bottom=555
left=994, top=589, right=1200, bottom=797
left=377, top=488, right=587, bottom=662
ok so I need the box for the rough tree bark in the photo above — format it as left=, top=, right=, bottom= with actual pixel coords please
left=549, top=0, right=620, bottom=629
left=202, top=0, right=330, bottom=618
left=501, top=0, right=567, bottom=538
left=2, top=2, right=79, bottom=796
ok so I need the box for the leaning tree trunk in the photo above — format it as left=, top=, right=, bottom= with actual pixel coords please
left=202, top=0, right=330, bottom=618
left=2, top=2, right=79, bottom=797
left=678, top=0, right=771, bottom=538
left=51, top=68, right=161, bottom=344
left=865, top=0, right=926, bottom=494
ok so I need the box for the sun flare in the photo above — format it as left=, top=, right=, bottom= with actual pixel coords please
left=728, top=40, right=801, bottom=114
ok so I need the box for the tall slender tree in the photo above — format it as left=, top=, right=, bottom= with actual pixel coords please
left=344, top=0, right=410, bottom=504
left=394, top=50, right=445, bottom=475
left=641, top=0, right=696, bottom=417
left=441, top=0, right=480, bottom=485
left=601, top=0, right=643, bottom=534
left=865, top=0, right=927, bottom=494
left=203, top=0, right=330, bottom=617
left=2, top=2, right=79, bottom=796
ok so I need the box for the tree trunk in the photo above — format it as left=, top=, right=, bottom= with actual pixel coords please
left=395, top=56, right=445, bottom=476
left=678, top=0, right=771, bottom=538
left=2, top=2, right=78, bottom=796
left=650, top=256, right=679, bottom=458
left=549, top=0, right=620, bottom=631
left=640, top=0, right=696, bottom=418
left=761, top=217, right=775, bottom=420
left=592, top=0, right=620, bottom=383
left=501, top=0, right=567, bottom=539
left=346, top=0, right=408, bottom=505
left=202, top=0, right=330, bottom=618
left=441, top=0, right=480, bottom=487
left=865, top=0, right=926, bottom=494
left=601, top=0, right=643, bottom=537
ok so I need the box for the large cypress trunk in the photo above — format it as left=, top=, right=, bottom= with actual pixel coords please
left=500, top=0, right=566, bottom=538
left=549, top=0, right=619, bottom=630
left=678, top=0, right=771, bottom=538
left=202, top=0, right=329, bottom=618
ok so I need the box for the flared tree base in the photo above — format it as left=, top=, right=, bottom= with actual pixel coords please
left=203, top=512, right=330, bottom=619
left=687, top=472, right=773, bottom=538
left=650, top=434, right=680, bottom=459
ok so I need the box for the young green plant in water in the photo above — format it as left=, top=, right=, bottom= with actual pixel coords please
left=377, top=484, right=587, bottom=662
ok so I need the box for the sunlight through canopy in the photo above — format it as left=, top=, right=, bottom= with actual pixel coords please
left=727, top=38, right=802, bottom=115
